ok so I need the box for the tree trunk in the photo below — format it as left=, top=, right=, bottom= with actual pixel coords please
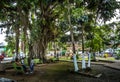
left=81, top=26, right=85, bottom=53
left=15, top=25, right=20, bottom=58
left=81, top=25, right=86, bottom=69
left=28, top=41, right=34, bottom=58
left=87, top=52, right=91, bottom=68
left=67, top=0, right=78, bottom=72
left=41, top=32, right=49, bottom=63
left=54, top=41, right=57, bottom=59
left=23, top=12, right=29, bottom=55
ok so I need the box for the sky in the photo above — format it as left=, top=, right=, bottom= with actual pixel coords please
left=106, top=9, right=120, bottom=24
left=0, top=27, right=6, bottom=44
left=0, top=33, right=6, bottom=43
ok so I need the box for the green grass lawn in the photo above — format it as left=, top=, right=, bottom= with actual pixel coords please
left=59, top=56, right=116, bottom=61
left=59, top=56, right=89, bottom=61
left=96, top=57, right=115, bottom=61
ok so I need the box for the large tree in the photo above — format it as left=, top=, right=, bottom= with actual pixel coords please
left=0, top=0, right=119, bottom=62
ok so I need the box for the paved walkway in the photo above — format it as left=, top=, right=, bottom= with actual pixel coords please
left=96, top=59, right=120, bottom=70
left=104, top=62, right=120, bottom=70
left=60, top=59, right=120, bottom=70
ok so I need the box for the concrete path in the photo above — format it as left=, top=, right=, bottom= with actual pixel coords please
left=60, top=59, right=120, bottom=70
left=104, top=62, right=120, bottom=70
left=96, top=58, right=120, bottom=70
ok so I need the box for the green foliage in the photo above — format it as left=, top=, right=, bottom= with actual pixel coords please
left=0, top=0, right=120, bottom=60
left=72, top=8, right=84, bottom=18
left=98, top=0, right=119, bottom=21
left=115, top=49, right=120, bottom=59
left=5, top=36, right=15, bottom=55
left=85, top=0, right=99, bottom=11
left=75, top=0, right=84, bottom=8
left=76, top=54, right=79, bottom=60
left=61, top=50, right=66, bottom=56
left=34, top=58, right=43, bottom=64
left=85, top=0, right=120, bottom=22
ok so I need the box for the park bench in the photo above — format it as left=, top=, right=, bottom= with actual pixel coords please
left=13, top=62, right=24, bottom=74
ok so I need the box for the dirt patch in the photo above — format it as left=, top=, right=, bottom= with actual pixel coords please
left=0, top=62, right=120, bottom=82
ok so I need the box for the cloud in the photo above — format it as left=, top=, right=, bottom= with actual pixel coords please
left=0, top=34, right=6, bottom=43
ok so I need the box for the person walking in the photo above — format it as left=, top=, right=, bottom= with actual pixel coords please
left=30, top=58, right=34, bottom=73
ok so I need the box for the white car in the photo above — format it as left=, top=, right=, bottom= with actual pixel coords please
left=2, top=57, right=13, bottom=63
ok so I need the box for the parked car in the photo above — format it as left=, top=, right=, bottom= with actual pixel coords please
left=103, top=48, right=114, bottom=57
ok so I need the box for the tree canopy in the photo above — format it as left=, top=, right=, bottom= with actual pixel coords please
left=0, top=0, right=120, bottom=62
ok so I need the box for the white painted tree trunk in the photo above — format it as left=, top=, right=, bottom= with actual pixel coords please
left=87, top=53, right=91, bottom=68
left=82, top=53, right=86, bottom=69
left=73, top=54, right=79, bottom=72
